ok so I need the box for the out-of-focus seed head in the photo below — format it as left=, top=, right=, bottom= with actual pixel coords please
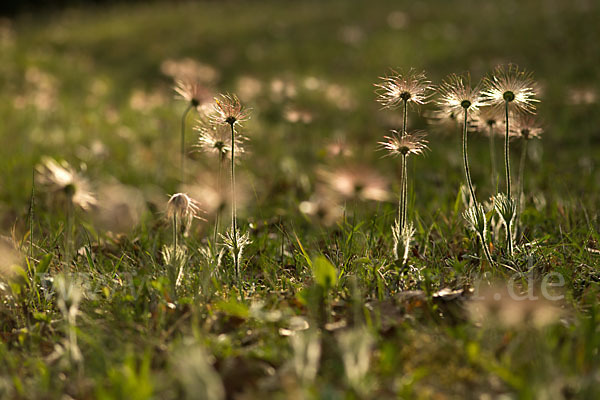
left=509, top=114, right=543, bottom=140
left=320, top=166, right=390, bottom=202
left=174, top=79, right=212, bottom=108
left=36, top=157, right=96, bottom=212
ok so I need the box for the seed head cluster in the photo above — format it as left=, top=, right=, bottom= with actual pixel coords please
left=210, top=93, right=250, bottom=127
left=375, top=68, right=433, bottom=108
left=174, top=79, right=212, bottom=108
left=437, top=73, right=485, bottom=115
left=379, top=131, right=428, bottom=157
left=481, top=64, right=539, bottom=114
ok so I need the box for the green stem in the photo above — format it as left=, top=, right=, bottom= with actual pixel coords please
left=504, top=101, right=511, bottom=201
left=479, top=232, right=495, bottom=267
left=399, top=99, right=408, bottom=229
left=515, top=139, right=528, bottom=239
left=173, top=214, right=178, bottom=250
left=504, top=101, right=514, bottom=256
left=180, top=104, right=192, bottom=184
left=401, top=154, right=408, bottom=229
left=29, top=167, right=35, bottom=264
left=488, top=124, right=497, bottom=192
left=346, top=198, right=357, bottom=266
left=229, top=123, right=239, bottom=281
left=402, top=99, right=408, bottom=137
left=173, top=214, right=183, bottom=287
left=65, top=201, right=73, bottom=267
left=213, top=155, right=222, bottom=250
left=462, top=109, right=477, bottom=205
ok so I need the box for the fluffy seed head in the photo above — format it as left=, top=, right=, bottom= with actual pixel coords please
left=320, top=166, right=389, bottom=202
left=174, top=79, right=212, bottom=108
left=166, top=193, right=204, bottom=234
left=210, top=93, right=250, bottom=127
left=375, top=68, right=433, bottom=108
left=379, top=130, right=428, bottom=157
left=299, top=192, right=343, bottom=226
left=509, top=114, right=543, bottom=140
left=194, top=119, right=247, bottom=161
left=474, top=106, right=503, bottom=134
left=437, top=73, right=486, bottom=116
left=36, top=157, right=96, bottom=211
left=481, top=65, right=539, bottom=114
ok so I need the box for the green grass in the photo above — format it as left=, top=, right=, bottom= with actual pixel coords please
left=1, top=0, right=600, bottom=398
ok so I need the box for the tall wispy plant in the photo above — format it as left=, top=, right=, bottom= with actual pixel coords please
left=437, top=74, right=494, bottom=266
left=174, top=79, right=210, bottom=184
left=482, top=65, right=539, bottom=256
left=210, top=94, right=251, bottom=288
left=509, top=114, right=543, bottom=239
left=165, top=192, right=202, bottom=288
left=375, top=68, right=433, bottom=263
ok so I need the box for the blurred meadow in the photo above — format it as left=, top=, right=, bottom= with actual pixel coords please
left=1, top=0, right=600, bottom=398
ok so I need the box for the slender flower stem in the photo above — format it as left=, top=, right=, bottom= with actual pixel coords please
left=173, top=214, right=178, bottom=250
left=180, top=104, right=193, bottom=184
left=213, top=154, right=223, bottom=250
left=173, top=214, right=185, bottom=288
left=399, top=99, right=408, bottom=230
left=504, top=101, right=511, bottom=201
left=488, top=125, right=497, bottom=192
left=65, top=201, right=73, bottom=267
left=29, top=167, right=35, bottom=264
left=462, top=109, right=495, bottom=267
left=401, top=154, right=407, bottom=229
left=462, top=109, right=477, bottom=204
left=401, top=99, right=408, bottom=137
left=479, top=232, right=495, bottom=267
left=229, top=123, right=239, bottom=280
left=504, top=100, right=514, bottom=256
left=515, top=139, right=529, bottom=238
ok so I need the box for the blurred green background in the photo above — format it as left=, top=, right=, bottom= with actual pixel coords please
left=1, top=0, right=599, bottom=225
left=1, top=1, right=600, bottom=398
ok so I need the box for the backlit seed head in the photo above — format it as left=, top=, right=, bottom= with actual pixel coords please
left=474, top=106, right=503, bottom=134
left=437, top=73, right=486, bottom=116
left=210, top=93, right=250, bottom=128
left=166, top=193, right=204, bottom=234
left=194, top=117, right=247, bottom=161
left=379, top=130, right=428, bottom=157
left=174, top=79, right=212, bottom=108
left=481, top=64, right=539, bottom=114
left=509, top=114, right=543, bottom=140
left=299, top=192, right=343, bottom=227
left=36, top=157, right=97, bottom=211
left=375, top=68, right=434, bottom=109
left=320, top=166, right=389, bottom=202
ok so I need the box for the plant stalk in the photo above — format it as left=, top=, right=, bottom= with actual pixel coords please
left=180, top=104, right=193, bottom=184
left=462, top=109, right=477, bottom=204
left=229, top=123, right=240, bottom=281
left=488, top=124, right=497, bottom=192
left=504, top=101, right=514, bottom=256
left=515, top=139, right=529, bottom=239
